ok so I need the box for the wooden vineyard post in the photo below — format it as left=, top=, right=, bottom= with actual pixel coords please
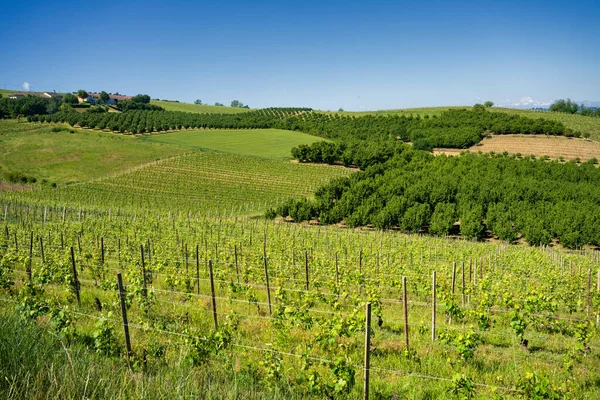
left=27, top=231, right=33, bottom=281
left=185, top=243, right=189, bottom=275
left=117, top=273, right=133, bottom=362
left=364, top=302, right=372, bottom=400
left=432, top=270, right=436, bottom=342
left=39, top=236, right=45, bottom=264
left=70, top=247, right=81, bottom=306
left=101, top=237, right=105, bottom=267
left=196, top=244, right=200, bottom=295
left=305, top=251, right=309, bottom=291
left=451, top=261, right=456, bottom=297
left=209, top=260, right=218, bottom=331
left=402, top=276, right=409, bottom=349
left=587, top=268, right=591, bottom=317
left=263, top=242, right=272, bottom=315
left=461, top=261, right=465, bottom=307
left=359, top=248, right=363, bottom=274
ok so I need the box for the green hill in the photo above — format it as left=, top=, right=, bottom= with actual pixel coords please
left=332, top=106, right=600, bottom=140
left=150, top=100, right=251, bottom=114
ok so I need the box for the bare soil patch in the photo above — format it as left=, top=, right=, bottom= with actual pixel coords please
left=435, top=135, right=600, bottom=161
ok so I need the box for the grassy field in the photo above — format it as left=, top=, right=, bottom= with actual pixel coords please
left=151, top=100, right=252, bottom=114
left=142, top=129, right=327, bottom=159
left=0, top=120, right=187, bottom=184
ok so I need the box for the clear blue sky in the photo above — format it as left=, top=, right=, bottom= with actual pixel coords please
left=1, top=0, right=599, bottom=110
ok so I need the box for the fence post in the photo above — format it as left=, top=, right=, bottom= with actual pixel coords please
left=402, top=276, right=409, bottom=349
left=364, top=302, right=372, bottom=400
left=432, top=271, right=436, bottom=342
left=209, top=260, right=218, bottom=331
left=70, top=246, right=81, bottom=306
left=117, top=273, right=133, bottom=362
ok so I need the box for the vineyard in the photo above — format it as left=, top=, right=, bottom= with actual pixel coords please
left=3, top=151, right=351, bottom=215
left=0, top=202, right=599, bottom=399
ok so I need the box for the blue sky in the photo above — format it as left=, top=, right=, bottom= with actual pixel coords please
left=1, top=0, right=599, bottom=110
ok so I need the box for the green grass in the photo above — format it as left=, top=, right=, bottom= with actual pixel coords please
left=142, top=129, right=327, bottom=159
left=0, top=120, right=186, bottom=184
left=151, top=100, right=252, bottom=114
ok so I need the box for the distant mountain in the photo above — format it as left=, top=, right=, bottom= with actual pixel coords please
left=497, top=97, right=551, bottom=109
left=497, top=97, right=600, bottom=110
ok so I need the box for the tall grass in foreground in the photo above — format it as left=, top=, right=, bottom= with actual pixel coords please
left=0, top=309, right=313, bottom=399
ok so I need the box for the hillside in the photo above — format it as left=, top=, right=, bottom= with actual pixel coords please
left=142, top=128, right=328, bottom=159
left=150, top=100, right=251, bottom=114
left=435, top=134, right=600, bottom=162
left=335, top=106, right=600, bottom=141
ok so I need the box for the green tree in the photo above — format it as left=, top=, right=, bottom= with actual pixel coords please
left=131, top=94, right=151, bottom=103
left=429, top=203, right=456, bottom=236
left=460, top=206, right=483, bottom=239
left=230, top=100, right=244, bottom=108
left=76, top=90, right=89, bottom=99
left=549, top=99, right=579, bottom=114
left=63, top=93, right=78, bottom=105
left=214, top=102, right=224, bottom=106
left=194, top=99, right=202, bottom=105
left=401, top=203, right=431, bottom=233
left=99, top=91, right=110, bottom=103
left=484, top=101, right=494, bottom=108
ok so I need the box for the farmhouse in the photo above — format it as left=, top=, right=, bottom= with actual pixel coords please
left=42, top=91, right=63, bottom=100
left=78, top=95, right=97, bottom=105
left=8, top=92, right=26, bottom=99
left=88, top=92, right=133, bottom=105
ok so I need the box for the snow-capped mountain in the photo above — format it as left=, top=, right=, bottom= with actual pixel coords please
left=496, top=97, right=600, bottom=110
left=497, top=97, right=552, bottom=109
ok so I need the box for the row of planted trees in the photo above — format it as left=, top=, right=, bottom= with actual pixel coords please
left=271, top=148, right=600, bottom=248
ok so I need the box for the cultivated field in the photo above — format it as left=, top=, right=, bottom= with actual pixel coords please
left=142, top=128, right=328, bottom=159
left=5, top=151, right=351, bottom=215
left=1, top=103, right=600, bottom=399
left=435, top=134, right=600, bottom=161
left=0, top=206, right=598, bottom=399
